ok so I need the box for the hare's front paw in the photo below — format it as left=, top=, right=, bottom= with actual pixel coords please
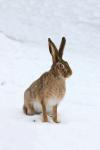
left=53, top=114, right=61, bottom=123
left=41, top=114, right=48, bottom=122
left=43, top=118, right=48, bottom=122
left=53, top=118, right=60, bottom=123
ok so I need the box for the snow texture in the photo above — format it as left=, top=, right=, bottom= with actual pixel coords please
left=0, top=0, right=100, bottom=150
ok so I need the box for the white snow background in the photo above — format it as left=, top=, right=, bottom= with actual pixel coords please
left=0, top=0, right=100, bottom=150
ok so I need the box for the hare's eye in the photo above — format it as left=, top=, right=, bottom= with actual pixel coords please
left=59, top=63, right=64, bottom=69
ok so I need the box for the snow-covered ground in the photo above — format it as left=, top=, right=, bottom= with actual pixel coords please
left=0, top=0, right=100, bottom=150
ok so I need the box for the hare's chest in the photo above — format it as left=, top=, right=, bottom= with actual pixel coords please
left=52, top=80, right=66, bottom=99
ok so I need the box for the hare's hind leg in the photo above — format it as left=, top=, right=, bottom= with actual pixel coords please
left=24, top=90, right=35, bottom=115
left=23, top=103, right=35, bottom=115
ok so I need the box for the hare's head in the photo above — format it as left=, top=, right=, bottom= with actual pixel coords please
left=48, top=37, right=72, bottom=78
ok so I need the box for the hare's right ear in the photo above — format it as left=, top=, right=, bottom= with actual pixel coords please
left=48, top=38, right=59, bottom=64
left=59, top=37, right=66, bottom=58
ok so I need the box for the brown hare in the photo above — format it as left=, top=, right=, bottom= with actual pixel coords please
left=23, top=37, right=72, bottom=123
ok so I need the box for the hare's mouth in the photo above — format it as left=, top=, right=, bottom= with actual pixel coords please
left=67, top=70, right=72, bottom=77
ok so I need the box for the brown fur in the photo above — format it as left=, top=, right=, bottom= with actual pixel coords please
left=53, top=105, right=58, bottom=123
left=23, top=37, right=72, bottom=123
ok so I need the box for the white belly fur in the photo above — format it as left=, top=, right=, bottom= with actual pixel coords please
left=33, top=101, right=42, bottom=113
left=33, top=98, right=60, bottom=114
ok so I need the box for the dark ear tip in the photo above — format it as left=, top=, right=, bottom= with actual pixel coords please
left=62, top=37, right=66, bottom=41
left=48, top=38, right=51, bottom=42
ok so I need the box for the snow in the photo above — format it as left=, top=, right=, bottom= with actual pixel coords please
left=0, top=0, right=100, bottom=150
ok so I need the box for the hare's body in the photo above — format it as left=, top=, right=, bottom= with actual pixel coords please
left=23, top=37, right=72, bottom=123
left=24, top=70, right=66, bottom=115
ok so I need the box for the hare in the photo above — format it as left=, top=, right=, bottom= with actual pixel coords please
left=23, top=37, right=72, bottom=123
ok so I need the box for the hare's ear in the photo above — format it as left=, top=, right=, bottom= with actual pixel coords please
left=48, top=38, right=59, bottom=64
left=59, top=37, right=66, bottom=58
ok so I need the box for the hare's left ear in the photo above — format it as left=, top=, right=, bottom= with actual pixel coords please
left=59, top=37, right=66, bottom=58
left=48, top=38, right=59, bottom=64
